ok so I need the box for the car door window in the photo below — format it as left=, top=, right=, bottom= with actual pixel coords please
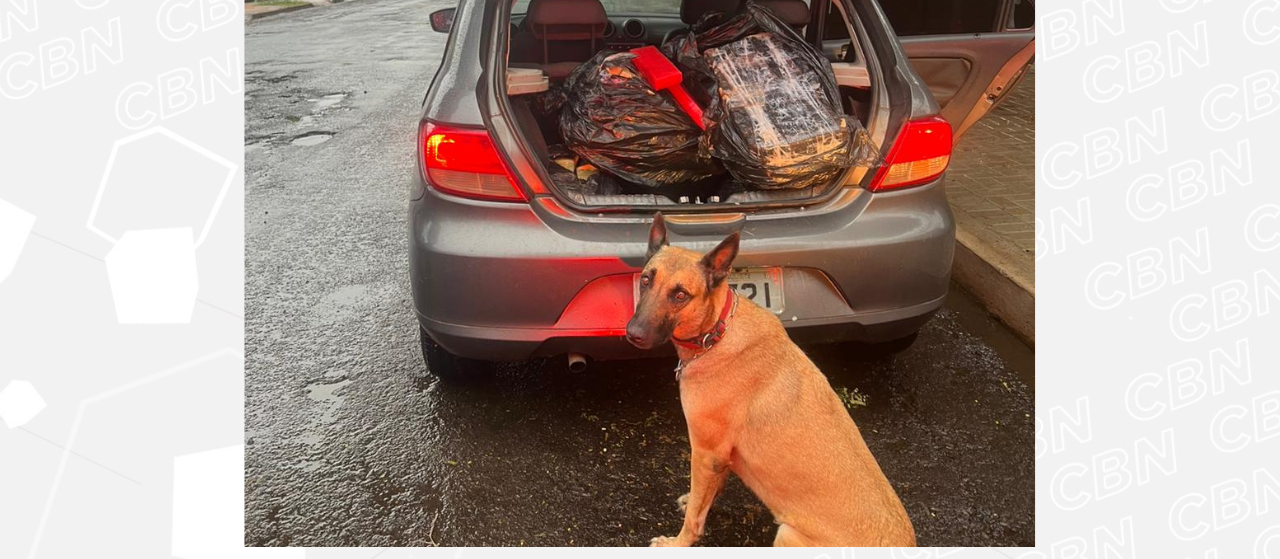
left=513, top=0, right=683, bottom=14
left=1008, top=0, right=1034, bottom=30
left=600, top=0, right=682, bottom=12
left=880, top=0, right=1002, bottom=36
left=823, top=1, right=849, bottom=40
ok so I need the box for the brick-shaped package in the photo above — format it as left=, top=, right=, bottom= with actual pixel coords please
left=668, top=3, right=879, bottom=190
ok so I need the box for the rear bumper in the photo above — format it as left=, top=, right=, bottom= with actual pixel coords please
left=417, top=295, right=943, bottom=361
left=409, top=178, right=954, bottom=361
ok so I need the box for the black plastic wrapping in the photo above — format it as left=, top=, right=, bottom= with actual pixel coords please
left=557, top=51, right=721, bottom=188
left=664, top=3, right=880, bottom=190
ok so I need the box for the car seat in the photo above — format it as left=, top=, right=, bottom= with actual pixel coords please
left=510, top=0, right=609, bottom=80
left=662, top=0, right=742, bottom=45
left=757, top=0, right=811, bottom=32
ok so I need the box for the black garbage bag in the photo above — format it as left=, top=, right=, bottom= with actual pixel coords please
left=558, top=51, right=721, bottom=188
left=663, top=3, right=879, bottom=190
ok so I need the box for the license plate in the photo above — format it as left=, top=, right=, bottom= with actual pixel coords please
left=728, top=268, right=785, bottom=314
left=634, top=267, right=785, bottom=314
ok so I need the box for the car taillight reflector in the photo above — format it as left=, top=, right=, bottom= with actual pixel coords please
left=869, top=116, right=952, bottom=192
left=419, top=122, right=526, bottom=202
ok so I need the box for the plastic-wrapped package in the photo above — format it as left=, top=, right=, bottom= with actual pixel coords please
left=557, top=51, right=722, bottom=188
left=664, top=3, right=879, bottom=190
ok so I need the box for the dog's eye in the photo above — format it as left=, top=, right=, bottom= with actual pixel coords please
left=674, top=291, right=688, bottom=302
left=640, top=275, right=651, bottom=287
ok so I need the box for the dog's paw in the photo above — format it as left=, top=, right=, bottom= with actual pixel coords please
left=676, top=493, right=689, bottom=513
left=649, top=535, right=680, bottom=547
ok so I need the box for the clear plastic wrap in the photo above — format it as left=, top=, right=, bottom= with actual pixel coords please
left=556, top=51, right=722, bottom=188
left=664, top=2, right=880, bottom=190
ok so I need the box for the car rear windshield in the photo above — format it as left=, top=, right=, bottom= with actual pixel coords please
left=512, top=0, right=684, bottom=15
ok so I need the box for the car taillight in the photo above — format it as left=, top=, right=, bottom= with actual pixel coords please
left=869, top=116, right=952, bottom=192
left=419, top=122, right=526, bottom=202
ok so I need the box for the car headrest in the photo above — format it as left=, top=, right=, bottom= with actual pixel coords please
left=756, top=0, right=810, bottom=27
left=526, top=0, right=608, bottom=40
left=681, top=0, right=742, bottom=25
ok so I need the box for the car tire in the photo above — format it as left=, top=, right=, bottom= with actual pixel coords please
left=830, top=332, right=921, bottom=358
left=419, top=327, right=495, bottom=380
left=871, top=332, right=919, bottom=355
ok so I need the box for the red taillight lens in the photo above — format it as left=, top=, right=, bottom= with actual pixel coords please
left=869, top=116, right=952, bottom=192
left=419, top=122, right=526, bottom=202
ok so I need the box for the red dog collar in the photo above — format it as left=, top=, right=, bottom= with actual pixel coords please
left=672, top=288, right=737, bottom=351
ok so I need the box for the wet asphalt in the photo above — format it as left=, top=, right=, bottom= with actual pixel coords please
left=244, top=0, right=1035, bottom=547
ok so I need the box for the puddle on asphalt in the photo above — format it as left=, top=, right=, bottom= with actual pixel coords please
left=291, top=132, right=332, bottom=146
left=323, top=284, right=370, bottom=306
left=246, top=134, right=277, bottom=153
left=312, top=93, right=347, bottom=111
left=311, top=283, right=396, bottom=325
left=943, top=283, right=1034, bottom=387
left=306, top=378, right=352, bottom=424
left=312, top=284, right=368, bottom=323
left=261, top=73, right=298, bottom=84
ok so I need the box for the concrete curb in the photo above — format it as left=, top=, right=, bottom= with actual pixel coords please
left=245, top=3, right=314, bottom=23
left=951, top=218, right=1035, bottom=347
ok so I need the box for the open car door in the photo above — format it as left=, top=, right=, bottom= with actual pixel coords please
left=822, top=0, right=1034, bottom=143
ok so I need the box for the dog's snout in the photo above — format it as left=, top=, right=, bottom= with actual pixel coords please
left=626, top=323, right=651, bottom=349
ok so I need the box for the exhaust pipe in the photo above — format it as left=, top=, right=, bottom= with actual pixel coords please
left=567, top=353, right=588, bottom=372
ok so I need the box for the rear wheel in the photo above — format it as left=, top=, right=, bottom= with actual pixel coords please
left=867, top=332, right=920, bottom=355
left=826, top=331, right=920, bottom=359
left=419, top=327, right=495, bottom=380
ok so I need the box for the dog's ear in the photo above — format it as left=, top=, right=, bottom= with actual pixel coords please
left=646, top=213, right=668, bottom=261
left=700, top=231, right=739, bottom=287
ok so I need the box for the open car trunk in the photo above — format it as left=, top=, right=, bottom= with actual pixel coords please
left=507, top=88, right=876, bottom=208
left=498, top=1, right=882, bottom=211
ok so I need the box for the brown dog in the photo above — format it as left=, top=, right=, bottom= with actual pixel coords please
left=625, top=213, right=916, bottom=547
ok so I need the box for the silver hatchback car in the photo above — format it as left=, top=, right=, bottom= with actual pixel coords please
left=411, top=0, right=1034, bottom=376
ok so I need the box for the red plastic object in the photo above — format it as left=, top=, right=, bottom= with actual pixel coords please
left=629, top=46, right=706, bottom=130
